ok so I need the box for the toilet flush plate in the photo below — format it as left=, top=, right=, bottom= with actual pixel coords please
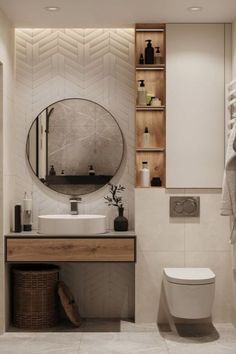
left=170, top=196, right=200, bottom=217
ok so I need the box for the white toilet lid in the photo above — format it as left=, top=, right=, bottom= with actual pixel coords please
left=164, top=268, right=215, bottom=285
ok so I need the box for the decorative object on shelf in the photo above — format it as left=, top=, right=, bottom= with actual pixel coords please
left=137, top=80, right=147, bottom=106
left=154, top=46, right=162, bottom=64
left=151, top=97, right=162, bottom=107
left=139, top=53, right=144, bottom=64
left=151, top=176, right=162, bottom=186
left=145, top=39, right=154, bottom=64
left=57, top=281, right=82, bottom=327
left=49, top=165, right=56, bottom=176
left=140, top=161, right=150, bottom=187
left=146, top=93, right=155, bottom=106
left=88, top=165, right=95, bottom=175
left=104, top=183, right=128, bottom=231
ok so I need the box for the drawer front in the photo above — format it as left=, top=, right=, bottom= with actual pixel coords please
left=6, top=238, right=135, bottom=262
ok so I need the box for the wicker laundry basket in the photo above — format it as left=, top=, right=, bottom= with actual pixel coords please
left=13, top=264, right=59, bottom=329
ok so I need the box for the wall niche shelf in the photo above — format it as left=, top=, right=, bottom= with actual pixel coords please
left=136, top=106, right=165, bottom=111
left=135, top=23, right=166, bottom=188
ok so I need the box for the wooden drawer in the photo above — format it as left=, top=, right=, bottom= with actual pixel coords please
left=6, top=237, right=136, bottom=262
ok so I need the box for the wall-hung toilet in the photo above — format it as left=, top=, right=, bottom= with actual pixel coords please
left=163, top=268, right=215, bottom=319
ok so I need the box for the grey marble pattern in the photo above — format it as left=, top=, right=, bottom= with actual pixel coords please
left=2, top=322, right=236, bottom=354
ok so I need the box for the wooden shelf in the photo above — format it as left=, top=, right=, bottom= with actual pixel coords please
left=136, top=148, right=165, bottom=152
left=136, top=106, right=165, bottom=111
left=135, top=23, right=166, bottom=188
left=136, top=64, right=165, bottom=70
left=136, top=29, right=164, bottom=33
left=135, top=23, right=165, bottom=31
left=136, top=186, right=164, bottom=188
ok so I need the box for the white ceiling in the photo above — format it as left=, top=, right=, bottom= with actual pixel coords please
left=0, top=0, right=236, bottom=28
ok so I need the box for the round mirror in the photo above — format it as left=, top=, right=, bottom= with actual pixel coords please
left=26, top=98, right=124, bottom=196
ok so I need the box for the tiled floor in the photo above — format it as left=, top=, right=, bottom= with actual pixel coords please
left=1, top=321, right=236, bottom=354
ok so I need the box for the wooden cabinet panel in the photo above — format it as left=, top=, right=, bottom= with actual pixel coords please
left=6, top=237, right=136, bottom=262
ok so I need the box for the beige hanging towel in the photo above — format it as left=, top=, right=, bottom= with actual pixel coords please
left=221, top=122, right=236, bottom=244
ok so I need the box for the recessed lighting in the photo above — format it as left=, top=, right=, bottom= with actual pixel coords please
left=188, top=6, right=202, bottom=12
left=44, top=6, right=60, bottom=12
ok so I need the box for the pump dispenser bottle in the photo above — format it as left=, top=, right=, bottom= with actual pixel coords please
left=23, top=192, right=32, bottom=231
left=143, top=127, right=150, bottom=147
left=145, top=40, right=154, bottom=64
left=154, top=46, right=162, bottom=64
left=137, top=80, right=146, bottom=106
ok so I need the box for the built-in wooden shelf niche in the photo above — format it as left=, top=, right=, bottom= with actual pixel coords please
left=135, top=23, right=166, bottom=188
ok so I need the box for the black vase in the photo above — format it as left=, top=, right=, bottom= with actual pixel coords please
left=114, top=207, right=128, bottom=231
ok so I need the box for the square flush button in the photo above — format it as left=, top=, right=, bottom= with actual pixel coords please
left=170, top=196, right=200, bottom=217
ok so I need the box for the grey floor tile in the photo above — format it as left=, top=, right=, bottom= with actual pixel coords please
left=79, top=332, right=168, bottom=354
left=162, top=323, right=236, bottom=354
left=1, top=321, right=236, bottom=354
left=120, top=320, right=159, bottom=333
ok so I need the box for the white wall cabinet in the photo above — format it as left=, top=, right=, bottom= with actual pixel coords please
left=166, top=24, right=227, bottom=188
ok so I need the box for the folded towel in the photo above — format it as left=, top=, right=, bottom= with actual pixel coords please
left=221, top=122, right=236, bottom=244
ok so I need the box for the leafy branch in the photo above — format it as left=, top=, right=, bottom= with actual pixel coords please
left=104, top=183, right=125, bottom=208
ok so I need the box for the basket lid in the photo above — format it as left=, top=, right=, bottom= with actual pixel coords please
left=57, top=281, right=82, bottom=327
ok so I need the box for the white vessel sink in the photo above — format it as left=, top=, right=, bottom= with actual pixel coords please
left=38, top=214, right=106, bottom=235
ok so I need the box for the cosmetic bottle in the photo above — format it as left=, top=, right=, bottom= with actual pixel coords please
left=49, top=165, right=56, bottom=176
left=88, top=165, right=95, bottom=175
left=154, top=46, right=162, bottom=64
left=143, top=127, right=150, bottom=147
left=137, top=80, right=146, bottom=106
left=139, top=53, right=144, bottom=64
left=23, top=192, right=32, bottom=232
left=145, top=40, right=154, bottom=64
left=14, top=204, right=22, bottom=233
left=140, top=161, right=150, bottom=187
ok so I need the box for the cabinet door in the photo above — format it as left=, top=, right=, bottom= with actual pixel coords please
left=166, top=24, right=226, bottom=188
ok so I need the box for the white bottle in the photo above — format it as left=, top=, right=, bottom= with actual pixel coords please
left=140, top=161, right=150, bottom=187
left=137, top=80, right=146, bottom=106
left=143, top=127, right=150, bottom=147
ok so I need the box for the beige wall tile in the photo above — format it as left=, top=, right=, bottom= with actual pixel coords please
left=135, top=189, right=185, bottom=252
left=135, top=251, right=185, bottom=323
left=185, top=251, right=233, bottom=322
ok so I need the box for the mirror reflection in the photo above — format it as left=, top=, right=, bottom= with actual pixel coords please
left=26, top=98, right=124, bottom=195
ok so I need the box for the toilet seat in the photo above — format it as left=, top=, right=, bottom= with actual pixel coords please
left=164, top=268, right=215, bottom=285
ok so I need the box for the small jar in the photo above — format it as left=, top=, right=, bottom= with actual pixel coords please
left=151, top=98, right=162, bottom=107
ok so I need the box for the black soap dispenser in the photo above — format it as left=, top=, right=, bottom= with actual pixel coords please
left=145, top=39, right=154, bottom=64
